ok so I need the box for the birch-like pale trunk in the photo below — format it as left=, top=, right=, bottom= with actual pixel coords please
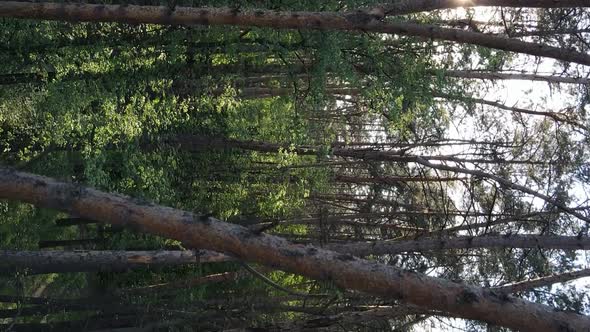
left=0, top=167, right=589, bottom=331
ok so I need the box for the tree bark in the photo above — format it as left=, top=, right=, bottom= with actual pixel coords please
left=0, top=167, right=589, bottom=331
left=494, top=268, right=590, bottom=293
left=326, top=235, right=590, bottom=257
left=54, top=217, right=98, bottom=227
left=1, top=2, right=589, bottom=65
left=0, top=250, right=232, bottom=274
left=377, top=0, right=590, bottom=16
left=511, top=28, right=590, bottom=37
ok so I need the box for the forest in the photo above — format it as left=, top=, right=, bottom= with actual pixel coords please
left=0, top=0, right=590, bottom=331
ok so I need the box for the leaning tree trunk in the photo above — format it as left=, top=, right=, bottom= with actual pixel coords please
left=378, top=0, right=590, bottom=16
left=434, top=93, right=587, bottom=130
left=326, top=235, right=590, bottom=257
left=1, top=2, right=589, bottom=65
left=334, top=174, right=469, bottom=185
left=0, top=314, right=140, bottom=332
left=439, top=70, right=590, bottom=85
left=0, top=167, right=589, bottom=331
left=494, top=268, right=590, bottom=294
left=120, top=272, right=237, bottom=294
left=0, top=250, right=232, bottom=274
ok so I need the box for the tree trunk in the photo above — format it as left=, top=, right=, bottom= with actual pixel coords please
left=152, top=134, right=544, bottom=165
left=378, top=0, right=590, bottom=16
left=38, top=238, right=100, bottom=249
left=0, top=314, right=139, bottom=332
left=150, top=134, right=588, bottom=223
left=494, top=268, right=590, bottom=293
left=267, top=305, right=425, bottom=331
left=0, top=301, right=138, bottom=319
left=440, top=70, right=590, bottom=85
left=0, top=63, right=302, bottom=87
left=0, top=167, right=589, bottom=331
left=415, top=212, right=552, bottom=238
left=0, top=250, right=232, bottom=274
left=435, top=93, right=587, bottom=130
left=326, top=235, right=590, bottom=257
left=511, top=28, right=590, bottom=37
left=335, top=174, right=468, bottom=185
left=120, top=271, right=237, bottom=294
left=54, top=217, right=98, bottom=227
left=1, top=2, right=589, bottom=65
left=210, top=87, right=359, bottom=99
left=412, top=157, right=590, bottom=223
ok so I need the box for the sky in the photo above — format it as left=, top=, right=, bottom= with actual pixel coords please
left=408, top=6, right=589, bottom=331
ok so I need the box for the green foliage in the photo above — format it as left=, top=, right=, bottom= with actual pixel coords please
left=1, top=2, right=589, bottom=331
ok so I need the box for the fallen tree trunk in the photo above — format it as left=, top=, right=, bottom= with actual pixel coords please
left=0, top=167, right=588, bottom=331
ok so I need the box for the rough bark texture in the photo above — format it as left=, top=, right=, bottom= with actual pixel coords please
left=0, top=250, right=232, bottom=274
left=0, top=167, right=589, bottom=331
left=378, top=0, right=590, bottom=16
left=1, top=2, right=589, bottom=65
left=326, top=235, right=590, bottom=257
left=494, top=268, right=590, bottom=293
